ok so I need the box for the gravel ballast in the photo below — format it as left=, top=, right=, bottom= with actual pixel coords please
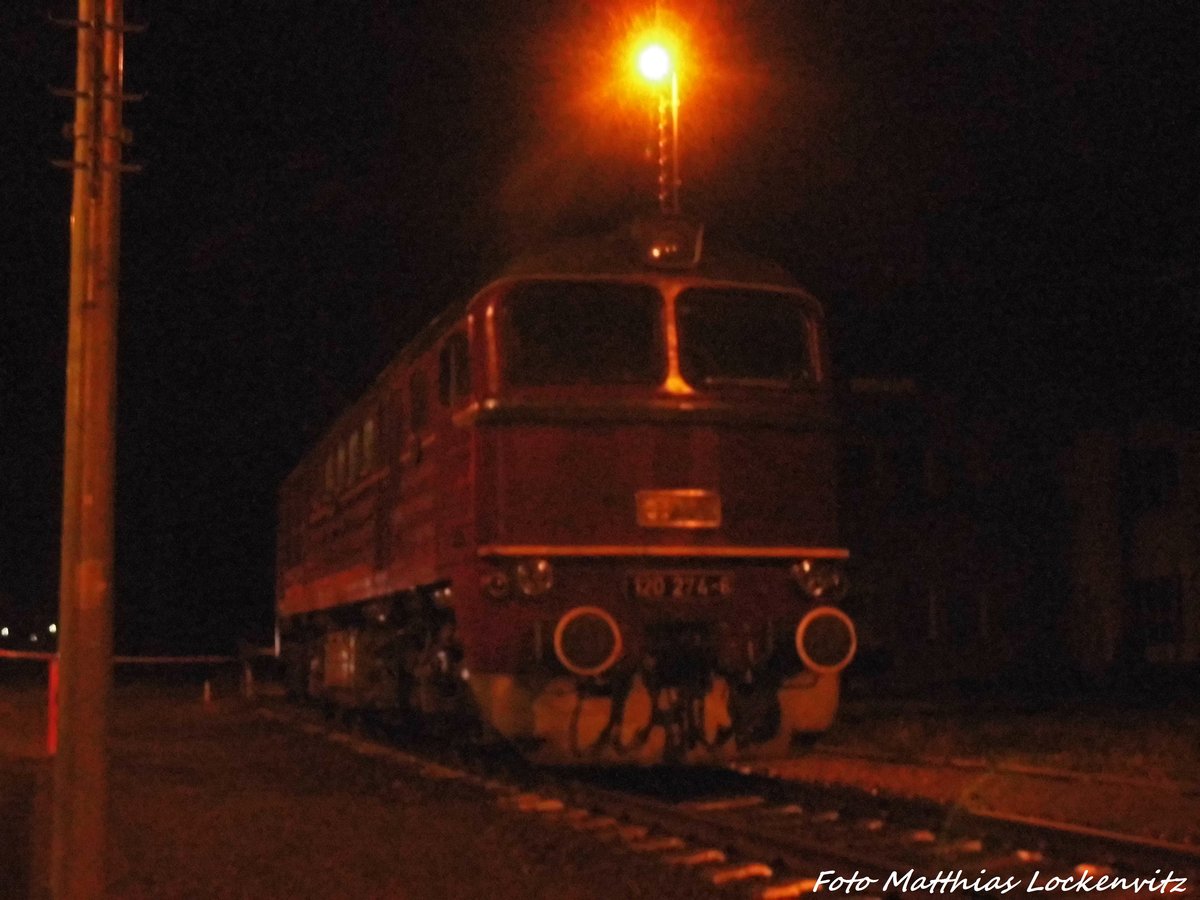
left=2, top=687, right=732, bottom=899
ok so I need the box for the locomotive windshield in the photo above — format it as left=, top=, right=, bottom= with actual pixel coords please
left=505, top=281, right=664, bottom=386
left=677, top=288, right=814, bottom=389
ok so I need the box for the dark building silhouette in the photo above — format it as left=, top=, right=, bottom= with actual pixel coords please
left=837, top=381, right=1200, bottom=689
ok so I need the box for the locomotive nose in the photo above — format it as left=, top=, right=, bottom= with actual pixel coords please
left=794, top=606, right=857, bottom=674
left=553, top=606, right=623, bottom=677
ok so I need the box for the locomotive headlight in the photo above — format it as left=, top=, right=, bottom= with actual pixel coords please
left=791, top=559, right=847, bottom=602
left=795, top=606, right=857, bottom=674
left=554, top=606, right=622, bottom=677
left=515, top=558, right=554, bottom=596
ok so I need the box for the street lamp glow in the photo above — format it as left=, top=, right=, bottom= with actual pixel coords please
left=1, top=627, right=8, bottom=637
left=637, top=43, right=671, bottom=83
left=631, top=34, right=682, bottom=215
left=49, top=623, right=58, bottom=634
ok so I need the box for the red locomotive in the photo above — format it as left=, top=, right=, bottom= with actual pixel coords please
left=276, top=219, right=856, bottom=763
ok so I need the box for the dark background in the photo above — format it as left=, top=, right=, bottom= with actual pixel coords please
left=2, top=1, right=1196, bottom=653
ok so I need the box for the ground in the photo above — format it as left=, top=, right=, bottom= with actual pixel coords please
left=766, top=693, right=1200, bottom=845
left=1, top=675, right=1197, bottom=898
left=1, top=679, right=733, bottom=899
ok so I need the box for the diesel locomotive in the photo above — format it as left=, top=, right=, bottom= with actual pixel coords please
left=276, top=218, right=856, bottom=763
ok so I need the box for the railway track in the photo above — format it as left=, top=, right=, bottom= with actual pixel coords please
left=557, top=766, right=1200, bottom=896
left=258, top=703, right=1200, bottom=898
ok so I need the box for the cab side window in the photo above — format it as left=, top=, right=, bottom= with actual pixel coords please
left=438, top=332, right=470, bottom=407
left=389, top=383, right=406, bottom=445
left=347, top=430, right=361, bottom=483
left=410, top=369, right=429, bottom=433
left=362, top=417, right=376, bottom=470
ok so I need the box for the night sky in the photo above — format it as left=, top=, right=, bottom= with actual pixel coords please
left=2, top=1, right=1196, bottom=652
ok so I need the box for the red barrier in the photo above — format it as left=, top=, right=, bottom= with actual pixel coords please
left=0, top=649, right=56, bottom=661
left=47, top=657, right=59, bottom=755
left=0, top=650, right=237, bottom=756
left=0, top=649, right=59, bottom=756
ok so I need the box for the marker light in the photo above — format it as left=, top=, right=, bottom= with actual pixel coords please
left=482, top=569, right=510, bottom=599
left=515, top=558, right=554, bottom=596
left=791, top=558, right=848, bottom=602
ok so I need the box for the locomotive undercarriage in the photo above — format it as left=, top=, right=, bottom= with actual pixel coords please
left=470, top=670, right=835, bottom=765
left=281, top=576, right=848, bottom=764
left=281, top=590, right=476, bottom=733
left=578, top=621, right=791, bottom=758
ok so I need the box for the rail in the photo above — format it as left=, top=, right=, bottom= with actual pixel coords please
left=261, top=704, right=1200, bottom=897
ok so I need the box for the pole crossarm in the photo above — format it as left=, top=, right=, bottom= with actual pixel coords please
left=48, top=12, right=146, bottom=33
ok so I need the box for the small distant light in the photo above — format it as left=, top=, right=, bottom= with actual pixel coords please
left=49, top=623, right=58, bottom=634
left=30, top=634, right=38, bottom=643
left=1, top=627, right=8, bottom=637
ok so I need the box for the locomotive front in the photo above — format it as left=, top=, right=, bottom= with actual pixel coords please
left=462, top=226, right=856, bottom=763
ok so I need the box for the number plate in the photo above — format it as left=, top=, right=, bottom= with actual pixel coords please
left=636, top=489, right=721, bottom=528
left=629, top=571, right=733, bottom=601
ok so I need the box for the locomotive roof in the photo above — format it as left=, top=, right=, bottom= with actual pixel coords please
left=497, top=225, right=800, bottom=289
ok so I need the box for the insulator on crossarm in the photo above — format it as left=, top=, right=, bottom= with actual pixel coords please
left=49, top=13, right=149, bottom=34
left=49, top=85, right=90, bottom=100
left=47, top=14, right=94, bottom=30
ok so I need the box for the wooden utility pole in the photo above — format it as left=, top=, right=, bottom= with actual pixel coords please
left=53, top=0, right=126, bottom=896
